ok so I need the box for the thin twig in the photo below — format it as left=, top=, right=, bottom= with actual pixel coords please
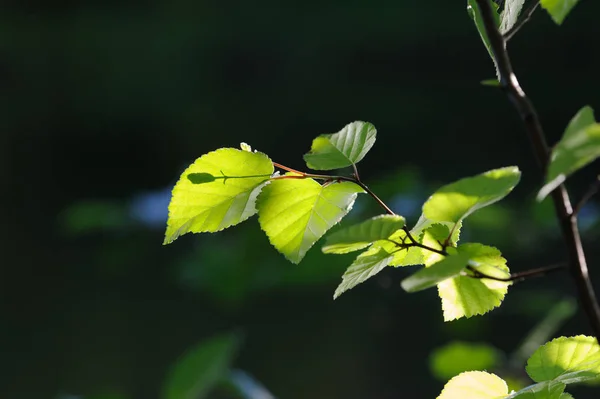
left=572, top=175, right=600, bottom=217
left=503, top=1, right=541, bottom=41
left=467, top=263, right=567, bottom=282
left=475, top=0, right=600, bottom=339
left=272, top=161, right=396, bottom=216
left=352, top=163, right=361, bottom=182
left=272, top=162, right=306, bottom=175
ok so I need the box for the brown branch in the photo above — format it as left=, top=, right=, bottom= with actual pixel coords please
left=475, top=0, right=600, bottom=338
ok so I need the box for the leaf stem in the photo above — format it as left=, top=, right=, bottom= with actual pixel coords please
left=466, top=263, right=567, bottom=282
left=475, top=0, right=600, bottom=338
left=503, top=0, right=540, bottom=41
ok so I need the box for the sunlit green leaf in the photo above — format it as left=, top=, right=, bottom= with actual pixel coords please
left=303, top=121, right=377, bottom=170
left=438, top=270, right=510, bottom=321
left=500, top=0, right=526, bottom=34
left=540, top=0, right=580, bottom=24
left=438, top=371, right=508, bottom=399
left=389, top=216, right=461, bottom=267
left=257, top=178, right=364, bottom=264
left=506, top=381, right=566, bottom=399
left=538, top=106, right=600, bottom=201
left=322, top=214, right=405, bottom=254
left=334, top=247, right=395, bottom=299
left=430, top=341, right=501, bottom=381
left=526, top=335, right=600, bottom=384
left=162, top=333, right=240, bottom=399
left=401, top=254, right=469, bottom=293
left=164, top=148, right=274, bottom=244
left=423, top=166, right=521, bottom=224
left=459, top=243, right=511, bottom=280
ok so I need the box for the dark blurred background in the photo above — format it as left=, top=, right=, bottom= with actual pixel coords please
left=2, top=0, right=600, bottom=398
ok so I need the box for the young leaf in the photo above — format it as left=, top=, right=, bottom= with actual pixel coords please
left=437, top=371, right=509, bottom=399
left=303, top=121, right=377, bottom=170
left=162, top=333, right=240, bottom=399
left=164, top=148, right=274, bottom=244
left=526, top=335, right=600, bottom=384
left=401, top=254, right=469, bottom=293
left=257, top=178, right=364, bottom=264
left=506, top=381, right=566, bottom=399
left=333, top=247, right=395, bottom=299
left=499, top=0, right=526, bottom=34
left=322, top=214, right=405, bottom=254
left=438, top=267, right=510, bottom=321
left=537, top=106, right=600, bottom=201
left=423, top=166, right=521, bottom=224
left=540, top=0, right=580, bottom=25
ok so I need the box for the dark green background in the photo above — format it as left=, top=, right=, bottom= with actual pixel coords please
left=2, top=0, right=600, bottom=398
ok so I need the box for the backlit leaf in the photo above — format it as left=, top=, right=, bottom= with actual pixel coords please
left=322, top=214, right=405, bottom=254
left=164, top=148, right=274, bottom=244
left=538, top=106, right=600, bottom=201
left=162, top=333, right=240, bottom=399
left=423, top=167, right=521, bottom=224
left=387, top=216, right=462, bottom=268
left=401, top=254, right=469, bottom=293
left=333, top=247, right=395, bottom=299
left=459, top=243, right=511, bottom=280
left=438, top=272, right=510, bottom=321
left=526, top=335, right=600, bottom=384
left=303, top=121, right=377, bottom=170
left=257, top=178, right=364, bottom=264
left=540, top=0, right=580, bottom=24
left=438, top=371, right=508, bottom=399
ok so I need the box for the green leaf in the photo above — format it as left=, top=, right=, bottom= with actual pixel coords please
left=537, top=106, right=600, bottom=201
left=162, top=333, right=240, bottom=399
left=388, top=218, right=461, bottom=268
left=164, top=148, right=274, bottom=244
left=499, top=0, right=526, bottom=34
left=334, top=247, right=394, bottom=299
left=459, top=243, right=511, bottom=280
left=322, top=214, right=405, bottom=254
left=438, top=270, right=510, bottom=321
left=401, top=254, right=469, bottom=293
left=540, top=0, right=580, bottom=24
left=467, top=0, right=500, bottom=77
left=506, top=381, right=566, bottom=399
left=430, top=341, right=501, bottom=381
left=526, top=335, right=600, bottom=384
left=257, top=178, right=364, bottom=264
left=438, top=371, right=508, bottom=399
left=303, top=121, right=377, bottom=170
left=423, top=166, right=521, bottom=224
